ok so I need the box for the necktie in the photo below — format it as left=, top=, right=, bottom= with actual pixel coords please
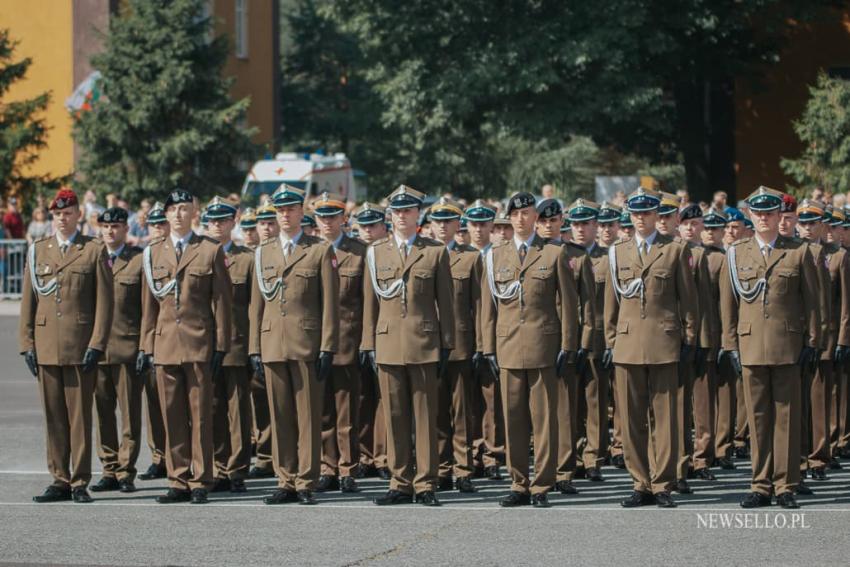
left=283, top=241, right=293, bottom=259
left=108, top=253, right=116, bottom=269
left=175, top=241, right=183, bottom=262
left=762, top=245, right=770, bottom=260
left=400, top=242, right=408, bottom=262
left=60, top=243, right=68, bottom=257
left=639, top=241, right=647, bottom=259
left=519, top=243, right=527, bottom=265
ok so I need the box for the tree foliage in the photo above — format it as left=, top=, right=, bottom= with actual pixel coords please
left=73, top=0, right=256, bottom=204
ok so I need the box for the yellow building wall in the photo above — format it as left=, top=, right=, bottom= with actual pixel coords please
left=214, top=0, right=277, bottom=148
left=0, top=2, right=75, bottom=181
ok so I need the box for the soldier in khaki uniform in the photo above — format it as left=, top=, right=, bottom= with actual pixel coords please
left=20, top=188, right=113, bottom=503
left=597, top=203, right=621, bottom=249
left=139, top=202, right=169, bottom=481
left=535, top=198, right=593, bottom=493
left=465, top=200, right=505, bottom=480
left=429, top=198, right=481, bottom=493
left=720, top=186, right=821, bottom=509
left=830, top=208, right=850, bottom=462
left=480, top=192, right=579, bottom=508
left=247, top=203, right=279, bottom=479
left=351, top=203, right=391, bottom=480
left=567, top=199, right=609, bottom=482
left=204, top=198, right=254, bottom=494
left=313, top=193, right=366, bottom=493
left=492, top=212, right=514, bottom=246
left=90, top=207, right=145, bottom=494
left=140, top=189, right=232, bottom=504
left=362, top=185, right=455, bottom=506
left=603, top=187, right=698, bottom=508
left=249, top=185, right=339, bottom=505
left=239, top=208, right=260, bottom=249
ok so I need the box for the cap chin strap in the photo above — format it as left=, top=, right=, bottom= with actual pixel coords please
left=727, top=244, right=766, bottom=304
left=366, top=246, right=406, bottom=301
left=254, top=246, right=283, bottom=301
left=607, top=245, right=644, bottom=304
left=143, top=246, right=179, bottom=301
left=28, top=245, right=58, bottom=296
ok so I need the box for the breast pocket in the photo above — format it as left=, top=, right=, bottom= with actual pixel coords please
left=339, top=268, right=362, bottom=294
left=69, top=267, right=93, bottom=290
left=774, top=269, right=797, bottom=295
left=451, top=271, right=470, bottom=297
left=649, top=269, right=671, bottom=296
left=116, top=276, right=141, bottom=322
left=231, top=276, right=249, bottom=305
left=530, top=267, right=554, bottom=291
left=295, top=268, right=318, bottom=294
left=618, top=266, right=634, bottom=288
left=412, top=269, right=434, bottom=294
left=187, top=267, right=213, bottom=294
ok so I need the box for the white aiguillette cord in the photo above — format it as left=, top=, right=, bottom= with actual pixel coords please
left=607, top=245, right=644, bottom=304
left=366, top=245, right=405, bottom=301
left=28, top=244, right=57, bottom=296
left=254, top=245, right=283, bottom=301
left=727, top=244, right=766, bottom=304
left=485, top=247, right=522, bottom=305
left=143, top=245, right=179, bottom=300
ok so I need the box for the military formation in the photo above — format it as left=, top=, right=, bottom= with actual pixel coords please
left=18, top=182, right=850, bottom=509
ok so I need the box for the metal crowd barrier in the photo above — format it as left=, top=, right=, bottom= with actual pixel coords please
left=0, top=240, right=27, bottom=300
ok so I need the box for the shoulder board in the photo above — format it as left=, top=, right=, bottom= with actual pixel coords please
left=201, top=235, right=220, bottom=245
left=731, top=237, right=751, bottom=247
left=34, top=235, right=51, bottom=244
left=493, top=240, right=510, bottom=248
left=148, top=236, right=166, bottom=246
left=260, top=237, right=277, bottom=247
left=566, top=241, right=585, bottom=251
left=373, top=236, right=391, bottom=246
left=422, top=237, right=443, bottom=247
left=345, top=236, right=368, bottom=251
left=458, top=243, right=478, bottom=253
left=613, top=237, right=632, bottom=246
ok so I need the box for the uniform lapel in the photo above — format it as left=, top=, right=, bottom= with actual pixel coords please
left=283, top=237, right=308, bottom=273
left=765, top=236, right=788, bottom=273
left=640, top=236, right=666, bottom=274
left=112, top=248, right=130, bottom=275
left=335, top=236, right=352, bottom=268
left=401, top=235, right=425, bottom=274
left=55, top=234, right=84, bottom=271
left=175, top=233, right=201, bottom=274
left=518, top=235, right=544, bottom=275
left=449, top=244, right=463, bottom=267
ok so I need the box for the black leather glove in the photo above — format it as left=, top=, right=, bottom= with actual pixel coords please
left=437, top=348, right=451, bottom=379
left=694, top=347, right=708, bottom=377
left=835, top=345, right=850, bottom=365
left=210, top=351, right=226, bottom=380
left=719, top=349, right=742, bottom=377
left=360, top=350, right=378, bottom=377
left=82, top=348, right=102, bottom=373
left=484, top=354, right=500, bottom=379
left=317, top=351, right=334, bottom=382
left=575, top=348, right=589, bottom=376
left=23, top=350, right=38, bottom=377
left=601, top=348, right=614, bottom=371
left=798, top=346, right=818, bottom=372
left=135, top=351, right=151, bottom=375
left=555, top=349, right=573, bottom=378
left=471, top=351, right=483, bottom=373
left=250, top=354, right=265, bottom=380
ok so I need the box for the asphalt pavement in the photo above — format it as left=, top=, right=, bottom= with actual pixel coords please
left=1, top=309, right=849, bottom=566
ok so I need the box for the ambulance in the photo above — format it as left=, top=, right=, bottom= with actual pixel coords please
left=240, top=152, right=356, bottom=206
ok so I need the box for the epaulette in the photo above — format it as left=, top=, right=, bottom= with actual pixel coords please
left=731, top=237, right=751, bottom=247
left=34, top=235, right=51, bottom=244
left=613, top=237, right=633, bottom=246
left=421, top=237, right=443, bottom=247
left=457, top=243, right=478, bottom=253
left=148, top=236, right=167, bottom=246
left=201, top=235, right=220, bottom=245
left=492, top=240, right=511, bottom=248
left=260, top=237, right=277, bottom=247
left=373, top=236, right=391, bottom=246
left=566, top=241, right=586, bottom=252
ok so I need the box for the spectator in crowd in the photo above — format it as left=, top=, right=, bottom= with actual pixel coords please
left=676, top=189, right=690, bottom=206
left=712, top=191, right=728, bottom=211
left=541, top=184, right=555, bottom=199
left=127, top=208, right=149, bottom=247
left=26, top=207, right=52, bottom=243
left=4, top=197, right=24, bottom=239
left=82, top=208, right=102, bottom=237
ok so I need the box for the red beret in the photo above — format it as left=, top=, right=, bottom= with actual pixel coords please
left=781, top=194, right=797, bottom=213
left=49, top=188, right=79, bottom=210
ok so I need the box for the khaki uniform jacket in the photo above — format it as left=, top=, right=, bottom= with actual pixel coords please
left=140, top=233, right=232, bottom=365
left=703, top=245, right=726, bottom=359
left=719, top=236, right=820, bottom=366
left=362, top=235, right=455, bottom=365
left=562, top=242, right=595, bottom=352
left=690, top=244, right=715, bottom=349
left=587, top=243, right=609, bottom=358
left=249, top=234, right=339, bottom=362
left=823, top=242, right=850, bottom=357
left=223, top=243, right=254, bottom=367
left=447, top=243, right=482, bottom=361
left=480, top=235, right=578, bottom=369
left=604, top=233, right=698, bottom=365
left=809, top=242, right=831, bottom=351
left=19, top=234, right=114, bottom=365
left=334, top=235, right=367, bottom=366
left=102, top=246, right=143, bottom=364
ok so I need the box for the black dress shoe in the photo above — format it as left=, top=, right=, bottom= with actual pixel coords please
left=796, top=480, right=814, bottom=495
left=190, top=488, right=209, bottom=504
left=810, top=467, right=828, bottom=481
left=484, top=465, right=502, bottom=480
left=248, top=466, right=275, bottom=479
left=555, top=480, right=578, bottom=495
left=674, top=479, right=692, bottom=494
left=715, top=457, right=736, bottom=470
left=340, top=476, right=360, bottom=493
left=119, top=479, right=136, bottom=493
left=210, top=477, right=231, bottom=493
left=532, top=493, right=551, bottom=508
left=734, top=446, right=749, bottom=459
left=298, top=490, right=317, bottom=505
left=776, top=492, right=800, bottom=509
left=456, top=477, right=476, bottom=493
left=357, top=463, right=377, bottom=478
left=620, top=491, right=655, bottom=508
left=574, top=466, right=587, bottom=479
left=33, top=485, right=72, bottom=503
left=437, top=476, right=453, bottom=491
left=611, top=454, right=626, bottom=469
left=230, top=479, right=247, bottom=493
left=156, top=488, right=191, bottom=504
left=90, top=476, right=120, bottom=492
left=415, top=490, right=440, bottom=506
left=473, top=464, right=486, bottom=478
left=828, top=457, right=843, bottom=470
left=692, top=468, right=716, bottom=481
left=377, top=467, right=392, bottom=481
left=586, top=467, right=603, bottom=482
left=499, top=491, right=531, bottom=507
left=685, top=466, right=696, bottom=479
left=655, top=491, right=677, bottom=508
left=374, top=489, right=413, bottom=506
left=264, top=488, right=298, bottom=505
left=316, top=475, right=340, bottom=492
left=740, top=491, right=771, bottom=508
left=139, top=463, right=166, bottom=480
left=72, top=487, right=93, bottom=503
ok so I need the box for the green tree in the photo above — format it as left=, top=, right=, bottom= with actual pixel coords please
left=73, top=0, right=256, bottom=204
left=0, top=29, right=65, bottom=201
left=781, top=73, right=850, bottom=192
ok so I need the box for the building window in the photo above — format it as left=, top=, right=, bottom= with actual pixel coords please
left=235, top=0, right=248, bottom=59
